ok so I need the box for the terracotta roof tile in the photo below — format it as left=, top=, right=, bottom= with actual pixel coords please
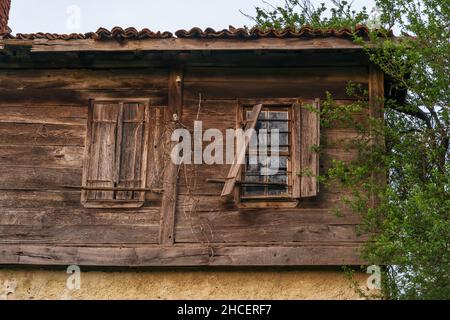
left=0, top=25, right=392, bottom=41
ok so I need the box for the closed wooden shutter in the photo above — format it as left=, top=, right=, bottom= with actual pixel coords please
left=84, top=102, right=120, bottom=201
left=82, top=100, right=150, bottom=207
left=116, top=102, right=147, bottom=201
left=292, top=99, right=320, bottom=198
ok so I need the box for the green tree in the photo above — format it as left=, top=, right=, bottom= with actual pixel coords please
left=245, top=0, right=450, bottom=299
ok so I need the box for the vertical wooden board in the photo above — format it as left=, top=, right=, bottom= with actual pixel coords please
left=86, top=103, right=119, bottom=200
left=292, top=101, right=302, bottom=198
left=159, top=66, right=184, bottom=245
left=146, top=106, right=166, bottom=190
left=369, top=64, right=385, bottom=208
left=300, top=99, right=320, bottom=197
left=116, top=102, right=146, bottom=200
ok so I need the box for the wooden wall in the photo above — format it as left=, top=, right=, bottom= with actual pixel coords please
left=0, top=51, right=377, bottom=266
left=0, top=68, right=168, bottom=245
left=177, top=66, right=368, bottom=245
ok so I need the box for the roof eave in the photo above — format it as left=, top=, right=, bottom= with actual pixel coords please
left=0, top=37, right=364, bottom=53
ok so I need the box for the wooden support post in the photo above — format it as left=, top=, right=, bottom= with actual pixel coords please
left=368, top=63, right=385, bottom=208
left=369, top=64, right=384, bottom=121
left=159, top=65, right=184, bottom=245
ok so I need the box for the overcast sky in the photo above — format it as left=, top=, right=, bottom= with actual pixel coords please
left=9, top=0, right=375, bottom=34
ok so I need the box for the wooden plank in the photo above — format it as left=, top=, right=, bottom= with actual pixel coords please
left=0, top=145, right=83, bottom=167
left=209, top=245, right=364, bottom=266
left=116, top=102, right=149, bottom=201
left=0, top=105, right=87, bottom=125
left=0, top=207, right=160, bottom=226
left=0, top=166, right=81, bottom=190
left=184, top=81, right=366, bottom=101
left=0, top=189, right=160, bottom=208
left=0, top=68, right=168, bottom=91
left=0, top=225, right=159, bottom=244
left=221, top=104, right=262, bottom=196
left=300, top=99, right=320, bottom=197
left=0, top=122, right=85, bottom=146
left=177, top=200, right=360, bottom=222
left=185, top=67, right=368, bottom=83
left=159, top=66, right=184, bottom=244
left=175, top=222, right=364, bottom=243
left=0, top=88, right=167, bottom=105
left=6, top=37, right=365, bottom=53
left=146, top=106, right=167, bottom=190
left=0, top=190, right=81, bottom=208
left=0, top=244, right=365, bottom=266
left=86, top=102, right=119, bottom=200
left=292, top=102, right=302, bottom=198
left=369, top=63, right=385, bottom=209
left=182, top=99, right=237, bottom=131
left=0, top=52, right=369, bottom=69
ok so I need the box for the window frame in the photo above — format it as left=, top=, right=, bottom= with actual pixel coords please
left=81, top=98, right=151, bottom=209
left=241, top=104, right=293, bottom=199
left=234, top=98, right=301, bottom=208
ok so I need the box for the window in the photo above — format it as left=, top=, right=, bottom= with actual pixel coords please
left=81, top=99, right=150, bottom=208
left=242, top=105, right=292, bottom=198
left=221, top=99, right=320, bottom=207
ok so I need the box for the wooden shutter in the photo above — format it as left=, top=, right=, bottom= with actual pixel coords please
left=116, top=102, right=149, bottom=201
left=82, top=100, right=150, bottom=207
left=83, top=101, right=120, bottom=201
left=221, top=104, right=263, bottom=197
left=292, top=99, right=320, bottom=198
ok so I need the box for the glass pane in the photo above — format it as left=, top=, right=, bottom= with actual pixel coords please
left=267, top=185, right=288, bottom=195
left=244, top=186, right=266, bottom=196
left=244, top=170, right=265, bottom=196
left=267, top=156, right=288, bottom=173
left=268, top=132, right=288, bottom=152
left=268, top=112, right=288, bottom=132
left=258, top=130, right=269, bottom=151
left=243, top=106, right=291, bottom=198
left=256, top=111, right=267, bottom=131
left=269, top=111, right=288, bottom=120
left=268, top=174, right=287, bottom=184
left=267, top=174, right=288, bottom=195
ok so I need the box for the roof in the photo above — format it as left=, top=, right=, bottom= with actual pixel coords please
left=1, top=25, right=391, bottom=41
left=0, top=25, right=394, bottom=53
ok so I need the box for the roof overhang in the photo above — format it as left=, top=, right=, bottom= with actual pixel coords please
left=0, top=36, right=364, bottom=53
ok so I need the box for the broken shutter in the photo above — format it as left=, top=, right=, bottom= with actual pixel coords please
left=292, top=99, right=320, bottom=198
left=221, top=104, right=263, bottom=197
left=82, top=100, right=149, bottom=207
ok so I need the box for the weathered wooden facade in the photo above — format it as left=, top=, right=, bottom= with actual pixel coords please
left=0, top=26, right=388, bottom=267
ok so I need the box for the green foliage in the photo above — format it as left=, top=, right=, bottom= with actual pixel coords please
left=246, top=0, right=450, bottom=299
left=243, top=0, right=369, bottom=30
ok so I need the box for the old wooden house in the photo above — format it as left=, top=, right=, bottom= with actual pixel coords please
left=0, top=24, right=391, bottom=270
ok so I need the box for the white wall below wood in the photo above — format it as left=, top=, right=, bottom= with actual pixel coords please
left=0, top=268, right=369, bottom=300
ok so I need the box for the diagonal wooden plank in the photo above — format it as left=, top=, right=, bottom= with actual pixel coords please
left=221, top=104, right=262, bottom=197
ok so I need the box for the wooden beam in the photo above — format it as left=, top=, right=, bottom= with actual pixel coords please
left=159, top=65, right=184, bottom=244
left=369, top=64, right=385, bottom=121
left=369, top=63, right=385, bottom=209
left=0, top=38, right=363, bottom=53
left=0, top=244, right=365, bottom=266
